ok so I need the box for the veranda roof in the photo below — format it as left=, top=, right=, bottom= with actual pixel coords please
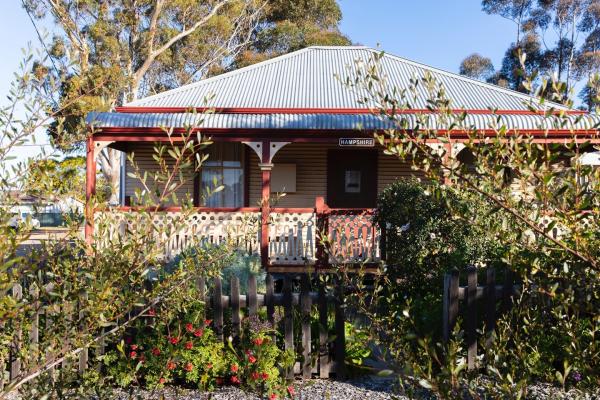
left=87, top=46, right=600, bottom=133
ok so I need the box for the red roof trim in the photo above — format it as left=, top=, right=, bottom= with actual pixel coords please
left=92, top=127, right=600, bottom=144
left=114, top=106, right=587, bottom=116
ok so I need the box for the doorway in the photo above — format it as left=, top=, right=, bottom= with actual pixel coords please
left=327, top=149, right=377, bottom=208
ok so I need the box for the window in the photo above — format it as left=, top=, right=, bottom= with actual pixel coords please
left=344, top=170, right=361, bottom=193
left=201, top=143, right=244, bottom=207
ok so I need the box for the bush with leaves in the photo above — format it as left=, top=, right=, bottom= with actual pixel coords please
left=103, top=302, right=296, bottom=398
left=340, top=49, right=600, bottom=398
left=376, top=179, right=504, bottom=334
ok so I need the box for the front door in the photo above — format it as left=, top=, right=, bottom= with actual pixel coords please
left=327, top=149, right=377, bottom=208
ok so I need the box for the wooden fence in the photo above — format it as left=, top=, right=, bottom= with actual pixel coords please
left=200, top=274, right=346, bottom=379
left=1, top=273, right=347, bottom=390
left=442, top=265, right=517, bottom=370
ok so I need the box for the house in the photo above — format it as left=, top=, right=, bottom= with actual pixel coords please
left=2, top=190, right=83, bottom=227
left=86, top=46, right=600, bottom=272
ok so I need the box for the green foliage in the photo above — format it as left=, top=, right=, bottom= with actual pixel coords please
left=233, top=0, right=351, bottom=68
left=23, top=156, right=111, bottom=204
left=376, top=179, right=503, bottom=333
left=103, top=299, right=295, bottom=398
left=344, top=322, right=372, bottom=367
left=344, top=44, right=600, bottom=398
left=104, top=297, right=231, bottom=390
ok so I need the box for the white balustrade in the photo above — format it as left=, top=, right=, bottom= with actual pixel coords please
left=93, top=209, right=381, bottom=265
left=94, top=210, right=260, bottom=259
left=268, top=212, right=316, bottom=264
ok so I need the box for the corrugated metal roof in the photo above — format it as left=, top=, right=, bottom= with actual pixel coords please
left=88, top=46, right=600, bottom=132
left=87, top=111, right=600, bottom=131
left=125, top=46, right=568, bottom=111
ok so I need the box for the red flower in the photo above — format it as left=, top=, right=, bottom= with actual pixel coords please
left=253, top=337, right=264, bottom=346
left=185, top=323, right=194, bottom=332
left=129, top=351, right=137, bottom=359
left=287, top=386, right=295, bottom=396
left=158, top=377, right=166, bottom=384
left=148, top=309, right=156, bottom=317
left=230, top=364, right=239, bottom=373
left=193, top=328, right=204, bottom=337
left=230, top=376, right=240, bottom=384
left=248, top=355, right=257, bottom=364
left=184, top=362, right=193, bottom=372
left=139, top=354, right=146, bottom=364
left=130, top=344, right=138, bottom=351
left=207, top=363, right=213, bottom=369
left=216, top=377, right=223, bottom=385
left=251, top=371, right=259, bottom=380
left=169, top=336, right=179, bottom=345
left=184, top=341, right=193, bottom=350
left=269, top=394, right=277, bottom=400
left=261, top=372, right=269, bottom=380
left=166, top=361, right=176, bottom=370
left=204, top=319, right=212, bottom=326
left=151, top=347, right=161, bottom=356
left=245, top=349, right=252, bottom=356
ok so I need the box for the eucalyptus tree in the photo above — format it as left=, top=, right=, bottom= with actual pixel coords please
left=233, top=0, right=351, bottom=67
left=467, top=0, right=600, bottom=101
left=23, top=0, right=266, bottom=203
left=459, top=53, right=496, bottom=81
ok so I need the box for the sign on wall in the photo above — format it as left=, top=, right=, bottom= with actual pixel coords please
left=338, top=138, right=375, bottom=147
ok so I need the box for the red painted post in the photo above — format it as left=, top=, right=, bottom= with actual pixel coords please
left=85, top=136, right=96, bottom=242
left=315, top=196, right=328, bottom=269
left=260, top=140, right=271, bottom=269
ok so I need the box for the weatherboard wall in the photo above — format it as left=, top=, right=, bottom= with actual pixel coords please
left=123, top=142, right=422, bottom=207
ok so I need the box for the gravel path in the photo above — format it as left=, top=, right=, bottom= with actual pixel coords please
left=111, top=375, right=404, bottom=400
left=109, top=379, right=600, bottom=400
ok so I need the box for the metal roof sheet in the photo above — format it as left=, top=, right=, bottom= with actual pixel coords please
left=87, top=111, right=600, bottom=131
left=125, top=46, right=570, bottom=111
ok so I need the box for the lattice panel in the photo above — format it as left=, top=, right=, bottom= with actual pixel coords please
left=94, top=210, right=261, bottom=259
left=327, top=212, right=380, bottom=263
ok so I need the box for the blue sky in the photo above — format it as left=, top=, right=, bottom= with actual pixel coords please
left=339, top=0, right=516, bottom=72
left=0, top=1, right=517, bottom=166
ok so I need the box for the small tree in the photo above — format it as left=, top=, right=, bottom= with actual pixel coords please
left=343, top=50, right=600, bottom=396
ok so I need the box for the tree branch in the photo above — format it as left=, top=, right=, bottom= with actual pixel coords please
left=132, top=0, right=235, bottom=91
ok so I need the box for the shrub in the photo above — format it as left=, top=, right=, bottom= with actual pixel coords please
left=376, top=179, right=503, bottom=333
left=103, top=288, right=295, bottom=398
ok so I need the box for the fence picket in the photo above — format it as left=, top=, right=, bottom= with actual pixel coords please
left=231, top=277, right=241, bottom=341
left=334, top=276, right=345, bottom=379
left=283, top=275, right=294, bottom=379
left=301, top=274, right=312, bottom=378
left=213, top=278, right=224, bottom=341
left=485, top=268, right=496, bottom=347
left=10, top=283, right=22, bottom=381
left=466, top=265, right=477, bottom=371
left=265, top=275, right=275, bottom=333
left=442, top=269, right=460, bottom=343
left=318, top=279, right=330, bottom=378
left=29, top=285, right=40, bottom=350
left=248, top=275, right=257, bottom=316
left=196, top=278, right=206, bottom=320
